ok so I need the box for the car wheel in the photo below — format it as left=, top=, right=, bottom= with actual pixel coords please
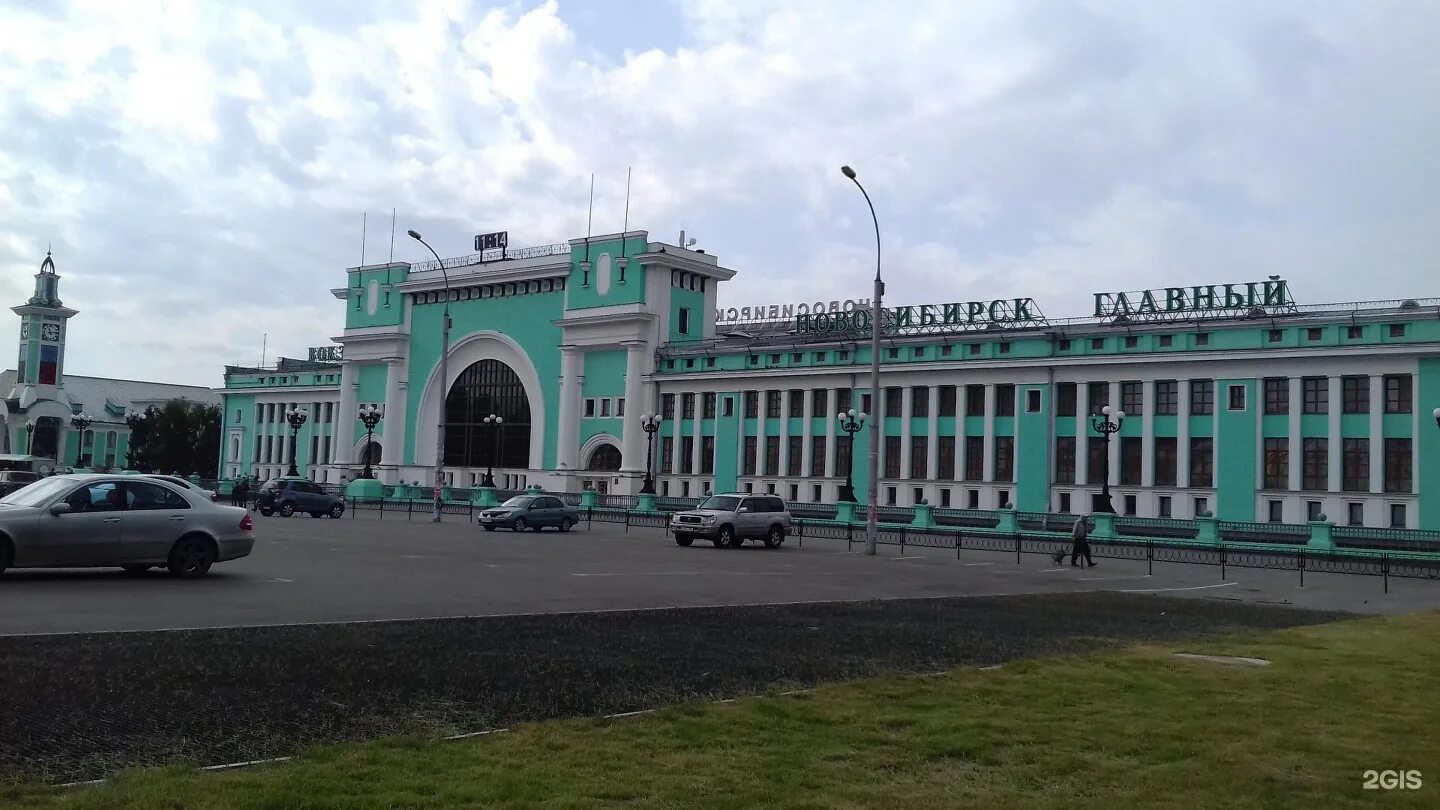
left=329, top=503, right=344, bottom=519
left=121, top=564, right=151, bottom=575
left=260, top=508, right=274, bottom=517
left=763, top=525, right=785, bottom=548
left=714, top=525, right=735, bottom=548
left=675, top=535, right=694, bottom=547
left=512, top=517, right=527, bottom=532
left=559, top=517, right=574, bottom=532
left=279, top=502, right=295, bottom=518
left=167, top=536, right=216, bottom=579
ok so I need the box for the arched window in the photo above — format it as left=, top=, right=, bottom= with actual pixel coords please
left=586, top=443, right=622, bottom=471
left=360, top=441, right=382, bottom=465
left=444, top=359, right=531, bottom=469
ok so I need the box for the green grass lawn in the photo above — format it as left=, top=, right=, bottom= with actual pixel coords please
left=6, top=611, right=1439, bottom=809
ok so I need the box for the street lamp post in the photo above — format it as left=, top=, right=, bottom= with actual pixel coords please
left=836, top=408, right=866, bottom=502
left=358, top=406, right=383, bottom=479
left=284, top=408, right=309, bottom=477
left=408, top=229, right=453, bottom=523
left=1433, top=407, right=1440, bottom=430
left=841, top=164, right=882, bottom=556
left=1089, top=405, right=1125, bottom=513
left=482, top=414, right=503, bottom=488
left=24, top=419, right=35, bottom=457
left=70, top=412, right=92, bottom=468
left=639, top=414, right=662, bottom=494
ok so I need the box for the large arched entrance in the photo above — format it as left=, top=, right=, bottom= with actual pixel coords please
left=443, top=359, right=531, bottom=469
left=586, top=443, right=622, bottom=471
left=31, top=416, right=61, bottom=460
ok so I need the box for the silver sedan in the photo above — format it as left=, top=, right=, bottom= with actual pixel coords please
left=0, top=474, right=255, bottom=578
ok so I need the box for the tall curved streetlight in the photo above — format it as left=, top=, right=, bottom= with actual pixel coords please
left=1090, top=405, right=1125, bottom=514
left=841, top=165, right=882, bottom=555
left=408, top=229, right=453, bottom=523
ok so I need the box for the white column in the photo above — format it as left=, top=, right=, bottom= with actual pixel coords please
left=900, top=386, right=913, bottom=479
left=382, top=359, right=406, bottom=467
left=756, top=391, right=769, bottom=476
left=556, top=347, right=582, bottom=470
left=1107, top=382, right=1121, bottom=488
left=670, top=409, right=683, bottom=475
left=1368, top=375, right=1383, bottom=494
left=1140, top=380, right=1155, bottom=487
left=800, top=388, right=814, bottom=478
left=1327, top=376, right=1342, bottom=493
left=621, top=343, right=647, bottom=473
left=1177, top=379, right=1191, bottom=488
left=779, top=390, right=793, bottom=476
left=1288, top=378, right=1302, bottom=491
left=1075, top=383, right=1089, bottom=486
left=926, top=385, right=940, bottom=483
left=691, top=410, right=703, bottom=482
left=335, top=363, right=358, bottom=464
left=982, top=385, right=996, bottom=481
left=825, top=388, right=839, bottom=478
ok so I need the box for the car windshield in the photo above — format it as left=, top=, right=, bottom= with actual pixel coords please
left=501, top=496, right=534, bottom=508
left=698, top=495, right=741, bottom=511
left=0, top=477, right=75, bottom=507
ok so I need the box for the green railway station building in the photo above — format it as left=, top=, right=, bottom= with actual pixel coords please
left=218, top=230, right=1440, bottom=530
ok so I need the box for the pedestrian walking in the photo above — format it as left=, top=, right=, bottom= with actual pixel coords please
left=1069, top=515, right=1096, bottom=568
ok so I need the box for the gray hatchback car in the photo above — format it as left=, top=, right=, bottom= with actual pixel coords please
left=0, top=474, right=255, bottom=578
left=669, top=493, right=792, bottom=548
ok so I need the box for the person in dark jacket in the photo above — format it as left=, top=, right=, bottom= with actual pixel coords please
left=1070, top=515, right=1096, bottom=568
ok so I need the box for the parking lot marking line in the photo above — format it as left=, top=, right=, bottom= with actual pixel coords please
left=962, top=562, right=996, bottom=567
left=570, top=572, right=791, bottom=577
left=269, top=578, right=294, bottom=583
left=1040, top=568, right=1069, bottom=573
left=1117, top=582, right=1238, bottom=593
left=1077, top=575, right=1153, bottom=582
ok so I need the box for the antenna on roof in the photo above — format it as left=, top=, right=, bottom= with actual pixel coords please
left=260, top=333, right=267, bottom=368
left=621, top=166, right=632, bottom=247
left=584, top=173, right=594, bottom=262
left=359, top=212, right=367, bottom=267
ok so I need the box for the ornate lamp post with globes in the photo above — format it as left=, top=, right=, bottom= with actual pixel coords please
left=1089, top=405, right=1125, bottom=514
left=638, top=413, right=662, bottom=495
left=836, top=408, right=866, bottom=502
left=284, top=407, right=308, bottom=477
left=357, top=406, right=382, bottom=479
left=481, top=414, right=503, bottom=488
left=124, top=410, right=146, bottom=469
left=70, top=412, right=92, bottom=468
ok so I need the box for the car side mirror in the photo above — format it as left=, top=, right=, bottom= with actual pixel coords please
left=49, top=502, right=72, bottom=517
left=737, top=506, right=749, bottom=513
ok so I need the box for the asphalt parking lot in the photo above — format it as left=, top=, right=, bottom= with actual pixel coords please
left=2, top=511, right=1437, bottom=636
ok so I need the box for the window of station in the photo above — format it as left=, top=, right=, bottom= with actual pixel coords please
left=1388, top=324, right=1406, bottom=338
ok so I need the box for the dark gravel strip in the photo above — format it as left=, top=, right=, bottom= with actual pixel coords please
left=0, top=592, right=1345, bottom=781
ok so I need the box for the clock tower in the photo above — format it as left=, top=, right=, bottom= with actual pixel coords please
left=11, top=251, right=78, bottom=395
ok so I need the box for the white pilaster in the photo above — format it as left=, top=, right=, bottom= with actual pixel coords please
left=800, top=388, right=814, bottom=477
left=335, top=363, right=358, bottom=464
left=983, top=384, right=996, bottom=481
left=1075, top=383, right=1089, bottom=486
left=900, top=386, right=913, bottom=479
left=1141, top=380, right=1156, bottom=487
left=1328, top=376, right=1342, bottom=492
left=779, top=390, right=793, bottom=476
left=1177, top=378, right=1191, bottom=488
left=382, top=359, right=406, bottom=466
left=1108, top=381, right=1121, bottom=488
left=1368, top=375, right=1383, bottom=494
left=556, top=347, right=582, bottom=470
left=621, top=343, right=647, bottom=473
left=927, top=385, right=940, bottom=482
left=1288, top=377, right=1302, bottom=490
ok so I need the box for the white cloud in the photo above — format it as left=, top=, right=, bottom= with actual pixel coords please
left=0, top=0, right=1436, bottom=386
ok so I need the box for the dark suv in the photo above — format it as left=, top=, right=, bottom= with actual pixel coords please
left=256, top=478, right=345, bottom=518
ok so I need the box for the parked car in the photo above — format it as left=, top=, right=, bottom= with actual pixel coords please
left=143, top=474, right=218, bottom=502
left=254, top=478, right=345, bottom=518
left=477, top=495, right=579, bottom=532
left=669, top=493, right=793, bottom=548
left=0, top=474, right=254, bottom=578
left=0, top=470, right=40, bottom=497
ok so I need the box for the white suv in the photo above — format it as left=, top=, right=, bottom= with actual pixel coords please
left=669, top=493, right=793, bottom=549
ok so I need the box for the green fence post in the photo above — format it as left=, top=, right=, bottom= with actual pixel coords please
left=1195, top=514, right=1219, bottom=545
left=911, top=502, right=935, bottom=529
left=1091, top=512, right=1117, bottom=540
left=1307, top=518, right=1336, bottom=551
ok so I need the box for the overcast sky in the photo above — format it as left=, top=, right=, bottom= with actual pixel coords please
left=3, top=0, right=1437, bottom=388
